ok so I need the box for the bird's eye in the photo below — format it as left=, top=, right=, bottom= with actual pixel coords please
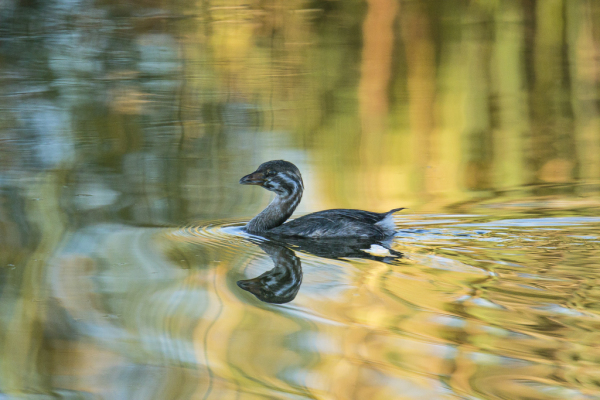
left=265, top=170, right=276, bottom=178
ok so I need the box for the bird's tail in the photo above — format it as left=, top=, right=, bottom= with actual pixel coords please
left=386, top=207, right=406, bottom=215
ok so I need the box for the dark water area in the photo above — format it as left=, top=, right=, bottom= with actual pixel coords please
left=1, top=0, right=600, bottom=399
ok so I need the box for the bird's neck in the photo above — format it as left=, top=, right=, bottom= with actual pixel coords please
left=246, top=189, right=302, bottom=233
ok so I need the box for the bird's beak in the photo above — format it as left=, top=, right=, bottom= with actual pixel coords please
left=239, top=171, right=264, bottom=186
left=237, top=278, right=262, bottom=294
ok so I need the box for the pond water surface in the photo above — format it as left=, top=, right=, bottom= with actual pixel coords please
left=1, top=1, right=600, bottom=399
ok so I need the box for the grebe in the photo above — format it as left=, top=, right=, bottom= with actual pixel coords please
left=240, top=160, right=404, bottom=239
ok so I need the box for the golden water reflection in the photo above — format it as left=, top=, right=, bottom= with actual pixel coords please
left=20, top=213, right=599, bottom=400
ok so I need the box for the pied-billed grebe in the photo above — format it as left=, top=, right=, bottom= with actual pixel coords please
left=240, top=160, right=404, bottom=239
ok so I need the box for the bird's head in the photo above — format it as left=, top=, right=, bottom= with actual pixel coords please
left=239, top=160, right=303, bottom=197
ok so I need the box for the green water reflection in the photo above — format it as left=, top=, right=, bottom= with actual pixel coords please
left=1, top=0, right=600, bottom=399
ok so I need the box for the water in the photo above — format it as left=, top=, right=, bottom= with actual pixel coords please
left=1, top=1, right=600, bottom=399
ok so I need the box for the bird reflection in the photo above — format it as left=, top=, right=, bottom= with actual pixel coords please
left=237, top=237, right=402, bottom=304
left=237, top=240, right=302, bottom=304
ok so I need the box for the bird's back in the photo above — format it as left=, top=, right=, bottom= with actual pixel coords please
left=267, top=208, right=399, bottom=239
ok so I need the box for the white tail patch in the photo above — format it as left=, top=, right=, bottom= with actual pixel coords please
left=375, top=213, right=396, bottom=235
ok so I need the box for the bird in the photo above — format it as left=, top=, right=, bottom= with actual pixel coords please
left=239, top=160, right=404, bottom=239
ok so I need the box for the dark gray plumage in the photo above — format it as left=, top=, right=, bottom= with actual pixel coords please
left=240, top=160, right=404, bottom=239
